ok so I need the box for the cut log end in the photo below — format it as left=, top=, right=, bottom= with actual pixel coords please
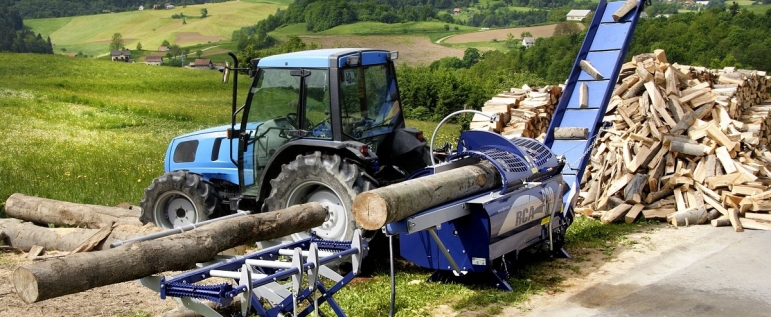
left=352, top=192, right=389, bottom=230
left=12, top=267, right=39, bottom=304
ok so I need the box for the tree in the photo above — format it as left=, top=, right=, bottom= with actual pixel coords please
left=161, top=39, right=170, bottom=47
left=553, top=22, right=581, bottom=36
left=136, top=41, right=142, bottom=51
left=201, top=8, right=208, bottom=18
left=521, top=31, right=533, bottom=38
left=109, top=33, right=124, bottom=51
left=462, top=48, right=481, bottom=68
left=196, top=50, right=202, bottom=58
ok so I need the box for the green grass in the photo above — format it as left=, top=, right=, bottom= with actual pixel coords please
left=320, top=21, right=477, bottom=36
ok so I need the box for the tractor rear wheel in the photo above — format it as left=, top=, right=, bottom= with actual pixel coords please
left=263, top=152, right=374, bottom=245
left=139, top=170, right=220, bottom=229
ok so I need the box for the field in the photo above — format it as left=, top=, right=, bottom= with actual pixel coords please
left=443, top=24, right=585, bottom=44
left=24, top=1, right=288, bottom=57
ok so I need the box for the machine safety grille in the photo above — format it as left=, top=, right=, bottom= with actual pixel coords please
left=477, top=146, right=528, bottom=173
left=510, top=138, right=554, bottom=167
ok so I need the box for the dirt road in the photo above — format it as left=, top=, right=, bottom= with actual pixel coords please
left=509, top=224, right=771, bottom=317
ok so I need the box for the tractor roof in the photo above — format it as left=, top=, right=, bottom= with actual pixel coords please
left=258, top=48, right=386, bottom=68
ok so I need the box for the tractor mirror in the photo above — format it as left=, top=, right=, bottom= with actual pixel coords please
left=222, top=61, right=230, bottom=83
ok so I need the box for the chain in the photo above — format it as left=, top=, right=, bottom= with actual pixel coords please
left=562, top=122, right=610, bottom=170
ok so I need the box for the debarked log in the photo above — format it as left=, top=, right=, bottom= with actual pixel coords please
left=11, top=202, right=327, bottom=304
left=4, top=193, right=143, bottom=229
left=352, top=161, right=502, bottom=230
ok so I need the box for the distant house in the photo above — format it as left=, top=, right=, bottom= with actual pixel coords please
left=453, top=8, right=461, bottom=14
left=566, top=9, right=591, bottom=21
left=192, top=59, right=213, bottom=70
left=110, top=50, right=131, bottom=62
left=153, top=4, right=160, bottom=9
left=158, top=46, right=169, bottom=52
left=522, top=36, right=535, bottom=48
left=640, top=12, right=649, bottom=19
left=165, top=3, right=175, bottom=9
left=146, top=56, right=163, bottom=65
left=695, top=1, right=709, bottom=5
left=139, top=5, right=144, bottom=10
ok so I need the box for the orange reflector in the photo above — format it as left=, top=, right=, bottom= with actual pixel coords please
left=360, top=145, right=369, bottom=156
left=416, top=131, right=425, bottom=142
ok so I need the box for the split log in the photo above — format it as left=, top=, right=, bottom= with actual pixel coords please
left=601, top=203, right=632, bottom=224
left=580, top=60, right=604, bottom=80
left=11, top=202, right=327, bottom=303
left=612, top=0, right=639, bottom=21
left=0, top=218, right=160, bottom=252
left=740, top=218, right=771, bottom=231
left=353, top=162, right=501, bottom=230
left=728, top=208, right=744, bottom=232
left=4, top=193, right=143, bottom=229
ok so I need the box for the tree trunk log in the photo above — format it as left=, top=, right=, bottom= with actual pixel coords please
left=352, top=162, right=501, bottom=230
left=668, top=206, right=709, bottom=227
left=11, top=202, right=327, bottom=304
left=5, top=193, right=143, bottom=229
left=0, top=218, right=161, bottom=252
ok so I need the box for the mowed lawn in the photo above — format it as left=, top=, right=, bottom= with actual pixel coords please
left=24, top=1, right=287, bottom=57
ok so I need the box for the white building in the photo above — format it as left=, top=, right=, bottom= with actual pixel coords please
left=567, top=9, right=591, bottom=21
left=522, top=37, right=535, bottom=48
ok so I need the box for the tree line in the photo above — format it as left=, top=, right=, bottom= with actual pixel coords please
left=6, top=0, right=227, bottom=19
left=0, top=4, right=53, bottom=54
left=397, top=6, right=771, bottom=123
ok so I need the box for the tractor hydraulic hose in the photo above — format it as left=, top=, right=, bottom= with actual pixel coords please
left=430, top=110, right=493, bottom=165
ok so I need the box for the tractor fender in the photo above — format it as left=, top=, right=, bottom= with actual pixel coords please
left=257, top=139, right=377, bottom=201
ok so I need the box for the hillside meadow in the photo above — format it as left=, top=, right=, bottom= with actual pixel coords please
left=24, top=1, right=288, bottom=57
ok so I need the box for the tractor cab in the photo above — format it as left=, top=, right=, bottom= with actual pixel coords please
left=226, top=49, right=428, bottom=242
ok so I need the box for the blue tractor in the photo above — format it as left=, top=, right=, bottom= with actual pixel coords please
left=140, top=49, right=431, bottom=244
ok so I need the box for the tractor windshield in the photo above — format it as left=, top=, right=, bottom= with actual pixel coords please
left=339, top=63, right=402, bottom=140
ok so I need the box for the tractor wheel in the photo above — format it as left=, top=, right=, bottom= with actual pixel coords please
left=139, top=170, right=220, bottom=229
left=263, top=152, right=374, bottom=245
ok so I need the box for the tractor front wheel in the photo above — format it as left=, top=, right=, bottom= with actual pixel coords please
left=263, top=152, right=374, bottom=244
left=139, top=170, right=220, bottom=229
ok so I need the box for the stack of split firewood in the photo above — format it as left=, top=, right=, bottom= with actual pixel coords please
left=471, top=85, right=562, bottom=139
left=576, top=49, right=771, bottom=231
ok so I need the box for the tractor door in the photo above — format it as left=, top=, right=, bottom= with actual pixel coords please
left=239, top=68, right=331, bottom=196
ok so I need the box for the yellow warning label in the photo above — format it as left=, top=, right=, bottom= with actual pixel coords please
left=541, top=216, right=551, bottom=225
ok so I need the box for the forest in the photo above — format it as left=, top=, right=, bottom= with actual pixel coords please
left=0, top=4, right=53, bottom=54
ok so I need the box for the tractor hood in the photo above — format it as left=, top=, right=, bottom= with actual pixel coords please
left=164, top=122, right=262, bottom=186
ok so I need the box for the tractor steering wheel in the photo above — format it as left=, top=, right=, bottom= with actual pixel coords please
left=285, top=113, right=314, bottom=130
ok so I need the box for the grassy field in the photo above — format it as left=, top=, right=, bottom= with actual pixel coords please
left=0, top=52, right=651, bottom=316
left=24, top=1, right=288, bottom=57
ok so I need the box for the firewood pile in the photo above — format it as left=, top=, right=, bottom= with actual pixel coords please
left=577, top=50, right=771, bottom=231
left=474, top=49, right=771, bottom=231
left=471, top=85, right=562, bottom=140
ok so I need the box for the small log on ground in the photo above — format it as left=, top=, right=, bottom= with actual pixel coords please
left=12, top=202, right=327, bottom=303
left=353, top=162, right=501, bottom=230
left=5, top=193, right=143, bottom=229
left=711, top=216, right=731, bottom=227
left=0, top=218, right=161, bottom=252
left=667, top=206, right=709, bottom=227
